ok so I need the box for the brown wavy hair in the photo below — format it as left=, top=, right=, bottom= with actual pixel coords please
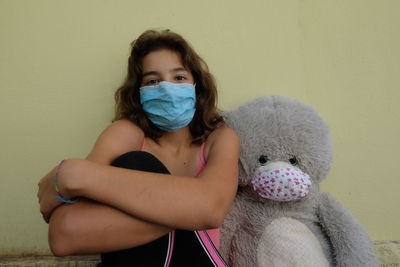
left=114, top=29, right=223, bottom=144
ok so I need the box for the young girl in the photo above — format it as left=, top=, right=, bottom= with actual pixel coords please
left=37, top=29, right=239, bottom=266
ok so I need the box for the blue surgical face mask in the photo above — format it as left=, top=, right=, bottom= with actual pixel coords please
left=140, top=81, right=196, bottom=132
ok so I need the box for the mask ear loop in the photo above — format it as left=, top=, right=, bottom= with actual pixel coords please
left=193, top=83, right=197, bottom=107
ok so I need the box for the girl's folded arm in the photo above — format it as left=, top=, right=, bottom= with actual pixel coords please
left=47, top=121, right=239, bottom=255
left=49, top=198, right=172, bottom=256
left=61, top=126, right=240, bottom=230
left=48, top=120, right=173, bottom=256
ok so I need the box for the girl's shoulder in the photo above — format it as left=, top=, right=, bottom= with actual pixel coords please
left=86, top=119, right=145, bottom=164
left=101, top=119, right=145, bottom=144
left=204, top=126, right=239, bottom=160
left=207, top=125, right=238, bottom=143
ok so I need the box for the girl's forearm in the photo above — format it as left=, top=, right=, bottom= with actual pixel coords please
left=49, top=198, right=171, bottom=256
left=60, top=159, right=227, bottom=230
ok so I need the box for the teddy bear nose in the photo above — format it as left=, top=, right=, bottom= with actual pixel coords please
left=251, top=162, right=312, bottom=201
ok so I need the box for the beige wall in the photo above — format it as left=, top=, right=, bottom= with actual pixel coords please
left=0, top=0, right=398, bottom=254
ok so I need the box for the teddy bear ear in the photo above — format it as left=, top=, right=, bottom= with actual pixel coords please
left=221, top=109, right=237, bottom=129
left=220, top=109, right=230, bottom=121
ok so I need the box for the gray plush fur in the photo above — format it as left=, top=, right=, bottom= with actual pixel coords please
left=220, top=95, right=378, bottom=267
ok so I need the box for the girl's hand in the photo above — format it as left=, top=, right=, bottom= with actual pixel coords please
left=37, top=164, right=64, bottom=223
left=37, top=159, right=84, bottom=223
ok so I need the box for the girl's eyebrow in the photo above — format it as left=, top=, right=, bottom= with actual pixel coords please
left=171, top=67, right=188, bottom=73
left=142, top=67, right=188, bottom=77
left=142, top=71, right=159, bottom=77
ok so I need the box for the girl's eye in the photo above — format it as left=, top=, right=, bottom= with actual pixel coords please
left=145, top=79, right=158, bottom=85
left=175, top=75, right=186, bottom=81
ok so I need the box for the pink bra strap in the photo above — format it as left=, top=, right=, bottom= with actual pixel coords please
left=199, top=143, right=206, bottom=168
left=140, top=138, right=146, bottom=151
left=193, top=143, right=206, bottom=177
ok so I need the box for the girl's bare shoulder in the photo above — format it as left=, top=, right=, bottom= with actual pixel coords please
left=204, top=126, right=239, bottom=160
left=86, top=119, right=145, bottom=164
left=208, top=125, right=238, bottom=144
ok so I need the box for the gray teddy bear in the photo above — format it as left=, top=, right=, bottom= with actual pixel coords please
left=220, top=95, right=378, bottom=267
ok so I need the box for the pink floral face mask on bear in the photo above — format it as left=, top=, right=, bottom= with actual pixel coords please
left=251, top=162, right=312, bottom=201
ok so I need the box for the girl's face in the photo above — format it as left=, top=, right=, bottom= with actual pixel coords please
left=140, top=49, right=195, bottom=87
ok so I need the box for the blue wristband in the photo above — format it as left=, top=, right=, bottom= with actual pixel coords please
left=55, top=194, right=78, bottom=204
left=54, top=160, right=79, bottom=204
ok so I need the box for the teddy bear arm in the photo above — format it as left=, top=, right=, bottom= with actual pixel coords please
left=317, top=192, right=379, bottom=267
left=220, top=198, right=244, bottom=264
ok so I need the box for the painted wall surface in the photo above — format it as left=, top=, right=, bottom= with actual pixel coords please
left=0, top=0, right=399, bottom=254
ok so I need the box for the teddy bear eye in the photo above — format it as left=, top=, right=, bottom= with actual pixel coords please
left=289, top=155, right=298, bottom=166
left=258, top=155, right=269, bottom=165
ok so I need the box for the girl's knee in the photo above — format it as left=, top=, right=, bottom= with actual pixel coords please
left=111, top=151, right=170, bottom=174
